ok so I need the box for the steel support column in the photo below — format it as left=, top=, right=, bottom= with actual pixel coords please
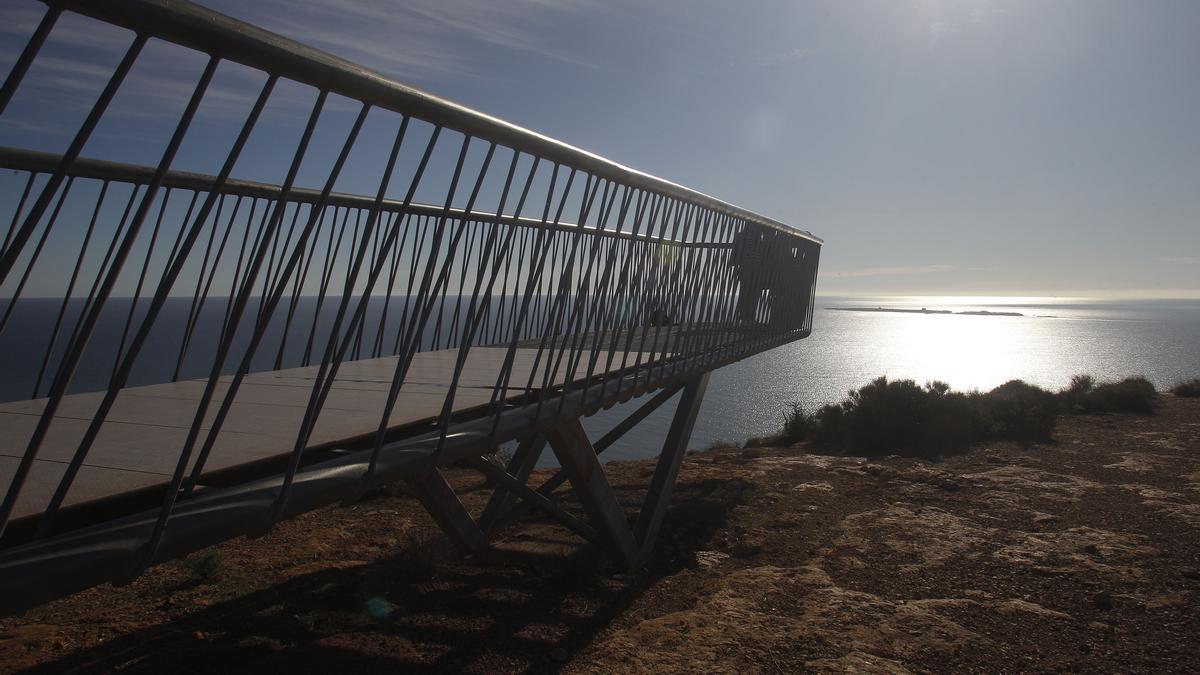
left=545, top=418, right=641, bottom=568
left=478, top=433, right=546, bottom=534
left=634, top=371, right=710, bottom=564
left=404, top=467, right=486, bottom=554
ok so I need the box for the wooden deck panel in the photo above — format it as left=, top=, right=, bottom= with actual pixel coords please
left=0, top=347, right=668, bottom=520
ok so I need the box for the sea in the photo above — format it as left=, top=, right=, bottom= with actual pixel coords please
left=587, top=295, right=1200, bottom=462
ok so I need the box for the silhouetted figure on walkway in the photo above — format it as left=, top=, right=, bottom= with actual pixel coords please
left=644, top=241, right=680, bottom=326
left=767, top=237, right=819, bottom=330
left=730, top=222, right=770, bottom=324
left=730, top=223, right=818, bottom=329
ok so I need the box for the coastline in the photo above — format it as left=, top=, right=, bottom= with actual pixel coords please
left=2, top=396, right=1198, bottom=672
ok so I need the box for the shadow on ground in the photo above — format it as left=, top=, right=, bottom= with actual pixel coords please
left=21, top=477, right=755, bottom=674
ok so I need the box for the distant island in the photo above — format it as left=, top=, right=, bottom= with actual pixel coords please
left=826, top=306, right=1025, bottom=317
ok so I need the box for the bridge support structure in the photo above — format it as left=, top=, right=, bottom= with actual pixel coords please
left=413, top=372, right=710, bottom=568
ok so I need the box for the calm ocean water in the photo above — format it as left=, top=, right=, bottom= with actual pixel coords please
left=588, top=295, right=1200, bottom=462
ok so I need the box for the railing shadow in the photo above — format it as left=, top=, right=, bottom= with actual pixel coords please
left=19, top=477, right=755, bottom=674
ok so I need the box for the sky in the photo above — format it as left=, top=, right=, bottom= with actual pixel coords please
left=1, top=0, right=1198, bottom=299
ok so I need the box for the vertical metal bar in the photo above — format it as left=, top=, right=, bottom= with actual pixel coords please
left=0, top=4, right=61, bottom=116
left=370, top=211, right=406, bottom=358
left=0, top=176, right=75, bottom=336
left=161, top=189, right=201, bottom=287
left=574, top=185, right=636, bottom=398
left=0, top=34, right=146, bottom=286
left=221, top=196, right=267, bottom=342
left=528, top=175, right=602, bottom=412
left=31, top=180, right=108, bottom=399
left=172, top=193, right=227, bottom=380
left=275, top=202, right=336, bottom=369
left=0, top=172, right=37, bottom=256
left=111, top=187, right=175, bottom=379
left=365, top=130, right=478, bottom=475
left=302, top=205, right=351, bottom=365
left=185, top=196, right=248, bottom=361
left=598, top=190, right=653, bottom=399
left=362, top=138, right=503, bottom=462
left=143, top=92, right=337, bottom=555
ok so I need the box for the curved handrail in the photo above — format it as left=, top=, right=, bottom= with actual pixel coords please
left=54, top=0, right=821, bottom=245
left=0, top=146, right=731, bottom=248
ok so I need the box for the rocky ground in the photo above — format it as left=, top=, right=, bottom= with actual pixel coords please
left=2, top=396, right=1198, bottom=673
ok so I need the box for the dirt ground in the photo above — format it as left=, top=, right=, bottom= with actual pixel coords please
left=2, top=396, right=1198, bottom=673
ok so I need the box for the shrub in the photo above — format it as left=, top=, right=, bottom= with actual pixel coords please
left=1171, top=378, right=1200, bottom=397
left=390, top=529, right=439, bottom=582
left=771, top=373, right=1166, bottom=460
left=809, top=403, right=846, bottom=447
left=1075, top=376, right=1157, bottom=414
left=185, top=550, right=225, bottom=584
left=1060, top=374, right=1095, bottom=411
left=778, top=402, right=815, bottom=445
left=794, top=377, right=1015, bottom=459
left=772, top=376, right=1059, bottom=459
left=975, top=380, right=1058, bottom=441
left=836, top=377, right=931, bottom=455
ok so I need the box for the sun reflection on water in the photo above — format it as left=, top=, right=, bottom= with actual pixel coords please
left=590, top=296, right=1200, bottom=462
left=884, top=313, right=1026, bottom=392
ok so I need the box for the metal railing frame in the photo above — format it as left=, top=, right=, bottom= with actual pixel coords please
left=0, top=0, right=821, bottom=614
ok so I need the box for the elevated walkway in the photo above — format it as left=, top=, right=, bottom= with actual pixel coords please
left=0, top=0, right=821, bottom=616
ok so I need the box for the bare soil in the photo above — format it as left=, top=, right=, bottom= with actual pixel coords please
left=2, top=397, right=1198, bottom=673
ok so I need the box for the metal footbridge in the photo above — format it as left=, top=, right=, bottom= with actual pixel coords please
left=0, top=0, right=821, bottom=615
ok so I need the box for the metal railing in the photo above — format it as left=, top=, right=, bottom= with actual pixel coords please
left=0, top=0, right=820, bottom=613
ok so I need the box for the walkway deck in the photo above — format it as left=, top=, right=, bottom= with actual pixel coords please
left=0, top=345, right=668, bottom=521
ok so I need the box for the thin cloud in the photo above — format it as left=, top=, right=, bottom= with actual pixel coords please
left=7, top=53, right=272, bottom=122
left=825, top=264, right=959, bottom=279
left=2, top=0, right=617, bottom=95
left=1155, top=256, right=1199, bottom=265
left=1, top=3, right=133, bottom=51
left=212, top=0, right=612, bottom=78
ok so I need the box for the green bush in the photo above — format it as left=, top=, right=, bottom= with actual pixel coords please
left=1074, top=376, right=1157, bottom=414
left=1059, top=374, right=1095, bottom=411
left=787, top=377, right=1049, bottom=459
left=1171, top=378, right=1200, bottom=397
left=837, top=377, right=931, bottom=454
left=185, top=550, right=225, bottom=584
left=772, top=374, right=1165, bottom=459
left=976, top=380, right=1058, bottom=441
left=809, top=403, right=845, bottom=447
left=391, top=529, right=439, bottom=582
left=778, top=402, right=815, bottom=445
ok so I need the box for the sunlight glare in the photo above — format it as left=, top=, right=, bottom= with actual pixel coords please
left=884, top=313, right=1023, bottom=392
